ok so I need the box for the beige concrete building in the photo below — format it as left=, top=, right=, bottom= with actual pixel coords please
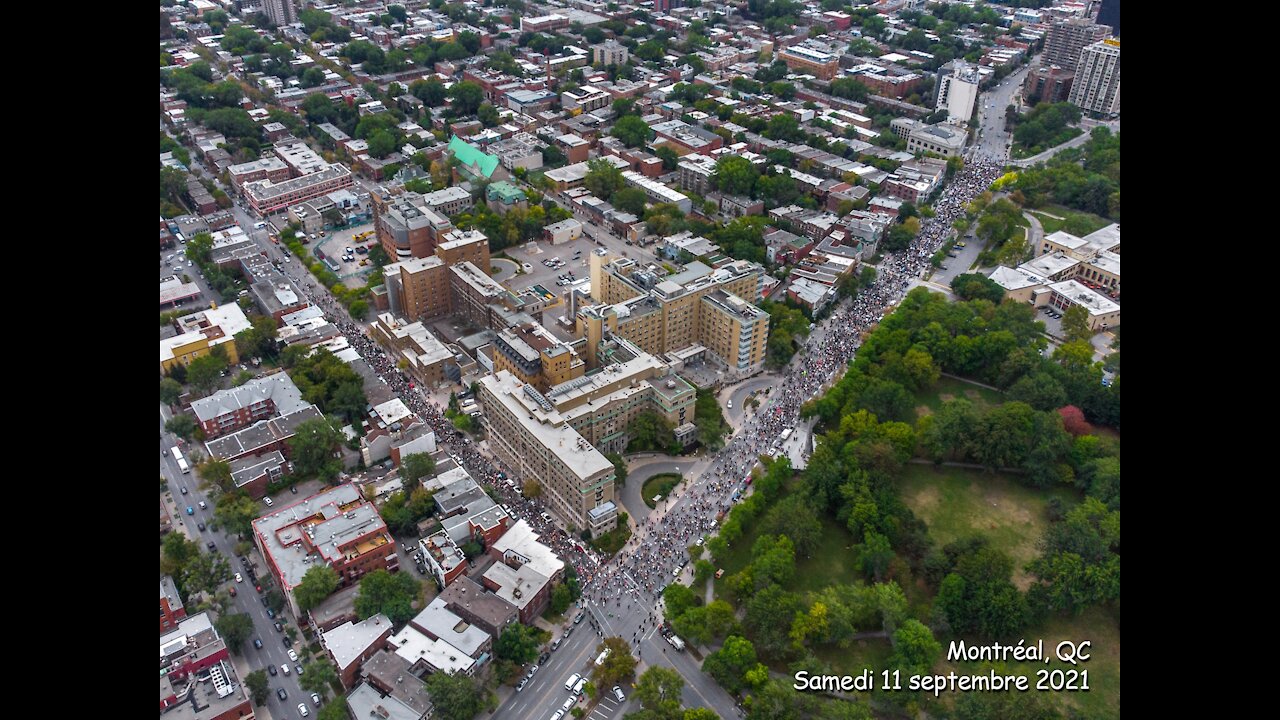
left=545, top=335, right=697, bottom=454
left=480, top=370, right=618, bottom=535
left=579, top=255, right=768, bottom=381
left=698, top=290, right=769, bottom=378
left=370, top=313, right=455, bottom=387
left=492, top=322, right=586, bottom=392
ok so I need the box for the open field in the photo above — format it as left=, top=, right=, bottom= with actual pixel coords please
left=915, top=376, right=1004, bottom=419
left=898, top=464, right=1079, bottom=589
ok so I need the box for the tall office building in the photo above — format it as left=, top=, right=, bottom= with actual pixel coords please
left=1043, top=18, right=1110, bottom=70
left=263, top=0, right=298, bottom=28
left=1069, top=39, right=1121, bottom=116
left=1096, top=0, right=1120, bottom=37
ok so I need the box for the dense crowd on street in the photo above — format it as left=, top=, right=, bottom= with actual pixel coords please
left=582, top=156, right=1006, bottom=640
left=282, top=156, right=1005, bottom=634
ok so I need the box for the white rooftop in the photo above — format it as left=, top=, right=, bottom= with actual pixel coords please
left=321, top=614, right=392, bottom=669
left=387, top=624, right=476, bottom=675
left=480, top=371, right=614, bottom=481
left=489, top=519, right=566, bottom=580
left=1048, top=280, right=1120, bottom=316
left=988, top=265, right=1044, bottom=290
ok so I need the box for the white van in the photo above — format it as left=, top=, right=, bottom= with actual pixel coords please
left=573, top=677, right=587, bottom=695
left=564, top=673, right=581, bottom=691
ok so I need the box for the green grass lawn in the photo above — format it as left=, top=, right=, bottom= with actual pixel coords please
left=642, top=473, right=684, bottom=508
left=898, top=465, right=1079, bottom=589
left=1029, top=206, right=1113, bottom=237
left=915, top=376, right=1005, bottom=419
left=712, top=481, right=861, bottom=602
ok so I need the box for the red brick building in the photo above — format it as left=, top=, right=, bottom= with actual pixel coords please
left=190, top=372, right=309, bottom=439
left=252, top=483, right=400, bottom=619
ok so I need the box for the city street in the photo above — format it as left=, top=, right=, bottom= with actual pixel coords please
left=160, top=405, right=311, bottom=720
left=494, top=611, right=633, bottom=720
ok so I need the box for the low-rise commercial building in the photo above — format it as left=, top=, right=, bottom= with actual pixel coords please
left=159, top=612, right=255, bottom=720
left=907, top=123, right=967, bottom=157
left=251, top=483, right=399, bottom=618
left=160, top=303, right=252, bottom=373
left=243, top=163, right=354, bottom=216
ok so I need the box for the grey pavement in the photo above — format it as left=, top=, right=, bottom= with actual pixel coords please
left=160, top=405, right=314, bottom=719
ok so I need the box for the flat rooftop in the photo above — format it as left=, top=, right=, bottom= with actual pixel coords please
left=250, top=483, right=387, bottom=591
left=387, top=624, right=475, bottom=675
left=409, top=597, right=489, bottom=658
left=489, top=518, right=565, bottom=580
left=481, top=371, right=614, bottom=481
left=1049, top=280, right=1120, bottom=315
left=1019, top=253, right=1080, bottom=280
left=321, top=613, right=392, bottom=669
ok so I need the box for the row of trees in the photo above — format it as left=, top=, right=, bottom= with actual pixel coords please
left=831, top=288, right=1119, bottom=426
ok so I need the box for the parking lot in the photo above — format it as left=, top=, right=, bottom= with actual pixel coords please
left=498, top=236, right=600, bottom=297
left=312, top=223, right=377, bottom=288
left=932, top=233, right=984, bottom=287
left=160, top=242, right=214, bottom=313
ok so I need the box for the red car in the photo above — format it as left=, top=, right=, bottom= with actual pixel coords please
left=229, top=586, right=237, bottom=597
left=256, top=584, right=263, bottom=594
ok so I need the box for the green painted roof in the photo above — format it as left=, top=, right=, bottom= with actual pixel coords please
left=448, top=135, right=500, bottom=179
left=487, top=181, right=527, bottom=203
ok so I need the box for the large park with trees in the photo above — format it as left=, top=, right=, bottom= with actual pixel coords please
left=667, top=287, right=1119, bottom=719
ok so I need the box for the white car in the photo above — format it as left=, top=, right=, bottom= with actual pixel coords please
left=235, top=573, right=243, bottom=583
left=310, top=693, right=321, bottom=706
left=281, top=664, right=291, bottom=675
left=288, top=649, right=298, bottom=662
left=264, top=497, right=274, bottom=507
left=727, top=400, right=732, bottom=409
left=613, top=686, right=626, bottom=702
left=298, top=703, right=310, bottom=717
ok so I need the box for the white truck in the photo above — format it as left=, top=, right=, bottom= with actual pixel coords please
left=666, top=635, right=685, bottom=652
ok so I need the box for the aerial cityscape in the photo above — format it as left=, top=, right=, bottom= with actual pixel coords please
left=160, top=1, right=1120, bottom=719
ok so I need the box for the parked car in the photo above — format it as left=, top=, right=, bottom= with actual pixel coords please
left=613, top=686, right=626, bottom=702
left=298, top=703, right=310, bottom=717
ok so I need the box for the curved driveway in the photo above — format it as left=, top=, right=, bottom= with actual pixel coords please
left=490, top=257, right=519, bottom=284
left=618, top=456, right=711, bottom=526
left=719, top=372, right=780, bottom=430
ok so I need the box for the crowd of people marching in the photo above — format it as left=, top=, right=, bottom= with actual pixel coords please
left=282, top=154, right=1006, bottom=634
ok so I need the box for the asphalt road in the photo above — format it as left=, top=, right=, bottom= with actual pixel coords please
left=161, top=405, right=314, bottom=720
left=496, top=609, right=633, bottom=720
left=971, top=64, right=1029, bottom=162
